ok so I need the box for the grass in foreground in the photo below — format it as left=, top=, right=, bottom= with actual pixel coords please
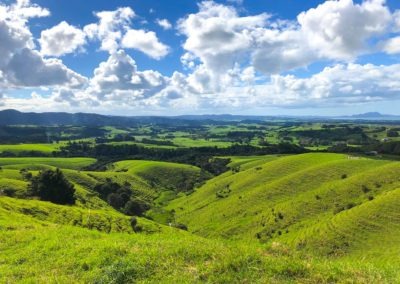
left=0, top=206, right=396, bottom=283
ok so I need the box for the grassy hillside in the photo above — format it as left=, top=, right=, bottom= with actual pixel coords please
left=0, top=157, right=96, bottom=170
left=0, top=203, right=395, bottom=283
left=1, top=153, right=400, bottom=282
left=168, top=153, right=400, bottom=267
left=0, top=158, right=204, bottom=220
left=111, top=160, right=204, bottom=191
left=0, top=143, right=62, bottom=154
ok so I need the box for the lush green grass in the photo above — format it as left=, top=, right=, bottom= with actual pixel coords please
left=1, top=153, right=400, bottom=282
left=0, top=204, right=396, bottom=283
left=172, top=137, right=232, bottom=148
left=111, top=160, right=204, bottom=191
left=0, top=143, right=62, bottom=154
left=168, top=153, right=400, bottom=268
left=0, top=157, right=96, bottom=170
left=107, top=141, right=177, bottom=149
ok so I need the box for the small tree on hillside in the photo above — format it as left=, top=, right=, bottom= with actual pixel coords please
left=124, top=198, right=150, bottom=216
left=28, top=168, right=76, bottom=205
left=387, top=130, right=399, bottom=137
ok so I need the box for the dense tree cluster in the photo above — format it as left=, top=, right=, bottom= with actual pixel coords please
left=57, top=143, right=306, bottom=175
left=28, top=168, right=76, bottom=205
left=93, top=180, right=150, bottom=216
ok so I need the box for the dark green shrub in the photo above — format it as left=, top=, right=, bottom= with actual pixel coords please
left=387, top=130, right=399, bottom=137
left=361, top=185, right=370, bottom=193
left=20, top=169, right=32, bottom=181
left=93, top=181, right=121, bottom=199
left=1, top=188, right=16, bottom=197
left=174, top=223, right=188, bottom=231
left=124, top=198, right=150, bottom=216
left=28, top=168, right=75, bottom=205
left=130, top=217, right=137, bottom=228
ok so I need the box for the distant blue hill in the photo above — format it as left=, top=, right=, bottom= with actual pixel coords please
left=0, top=109, right=399, bottom=126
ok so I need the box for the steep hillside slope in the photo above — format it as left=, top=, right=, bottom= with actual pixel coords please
left=168, top=153, right=400, bottom=264
left=111, top=160, right=204, bottom=191
left=1, top=203, right=396, bottom=283
left=1, top=154, right=400, bottom=282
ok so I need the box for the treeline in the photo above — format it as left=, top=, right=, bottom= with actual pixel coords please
left=56, top=142, right=306, bottom=175
left=328, top=141, right=400, bottom=155
left=57, top=142, right=306, bottom=159
left=282, top=126, right=374, bottom=146
left=0, top=126, right=107, bottom=144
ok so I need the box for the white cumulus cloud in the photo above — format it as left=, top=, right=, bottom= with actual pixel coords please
left=156, top=18, right=172, bottom=30
left=0, top=0, right=87, bottom=89
left=40, top=21, right=86, bottom=56
left=84, top=7, right=135, bottom=53
left=121, top=29, right=169, bottom=59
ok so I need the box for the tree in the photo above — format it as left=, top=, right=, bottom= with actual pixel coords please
left=124, top=198, right=150, bottom=216
left=387, top=130, right=399, bottom=138
left=28, top=168, right=75, bottom=204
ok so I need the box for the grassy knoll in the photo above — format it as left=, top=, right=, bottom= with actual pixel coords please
left=0, top=143, right=62, bottom=154
left=172, top=137, right=232, bottom=148
left=0, top=204, right=396, bottom=283
left=1, top=153, right=400, bottom=282
left=168, top=153, right=400, bottom=267
left=0, top=157, right=96, bottom=170
left=111, top=160, right=204, bottom=189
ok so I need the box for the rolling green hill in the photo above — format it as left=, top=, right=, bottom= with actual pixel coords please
left=168, top=153, right=400, bottom=268
left=0, top=157, right=97, bottom=170
left=0, top=198, right=394, bottom=283
left=1, top=153, right=400, bottom=282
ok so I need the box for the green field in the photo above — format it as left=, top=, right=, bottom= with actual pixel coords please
left=1, top=153, right=400, bottom=282
left=168, top=153, right=400, bottom=273
left=0, top=143, right=62, bottom=154
left=0, top=195, right=395, bottom=283
left=0, top=157, right=97, bottom=170
left=172, top=137, right=232, bottom=148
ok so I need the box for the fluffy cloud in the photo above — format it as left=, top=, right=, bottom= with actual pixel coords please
left=0, top=0, right=87, bottom=89
left=382, top=36, right=400, bottom=54
left=0, top=0, right=50, bottom=23
left=84, top=7, right=135, bottom=53
left=40, top=21, right=86, bottom=56
left=84, top=7, right=169, bottom=59
left=178, top=1, right=267, bottom=72
left=5, top=48, right=86, bottom=87
left=297, top=0, right=391, bottom=60
left=52, top=87, right=81, bottom=107
left=179, top=0, right=394, bottom=79
left=3, top=0, right=400, bottom=114
left=121, top=29, right=169, bottom=59
left=156, top=18, right=172, bottom=30
left=88, top=50, right=166, bottom=100
left=217, top=63, right=400, bottom=108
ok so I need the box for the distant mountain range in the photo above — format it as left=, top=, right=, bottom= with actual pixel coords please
left=0, top=109, right=399, bottom=126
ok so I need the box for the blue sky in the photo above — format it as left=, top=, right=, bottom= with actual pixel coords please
left=1, top=0, right=400, bottom=115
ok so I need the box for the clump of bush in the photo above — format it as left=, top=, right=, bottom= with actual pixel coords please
left=28, top=168, right=75, bottom=205
left=0, top=188, right=16, bottom=197
left=129, top=217, right=143, bottom=232
left=173, top=223, right=188, bottom=231
left=216, top=184, right=232, bottom=199
left=93, top=180, right=150, bottom=216
left=361, top=185, right=370, bottom=193
left=20, top=169, right=32, bottom=181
